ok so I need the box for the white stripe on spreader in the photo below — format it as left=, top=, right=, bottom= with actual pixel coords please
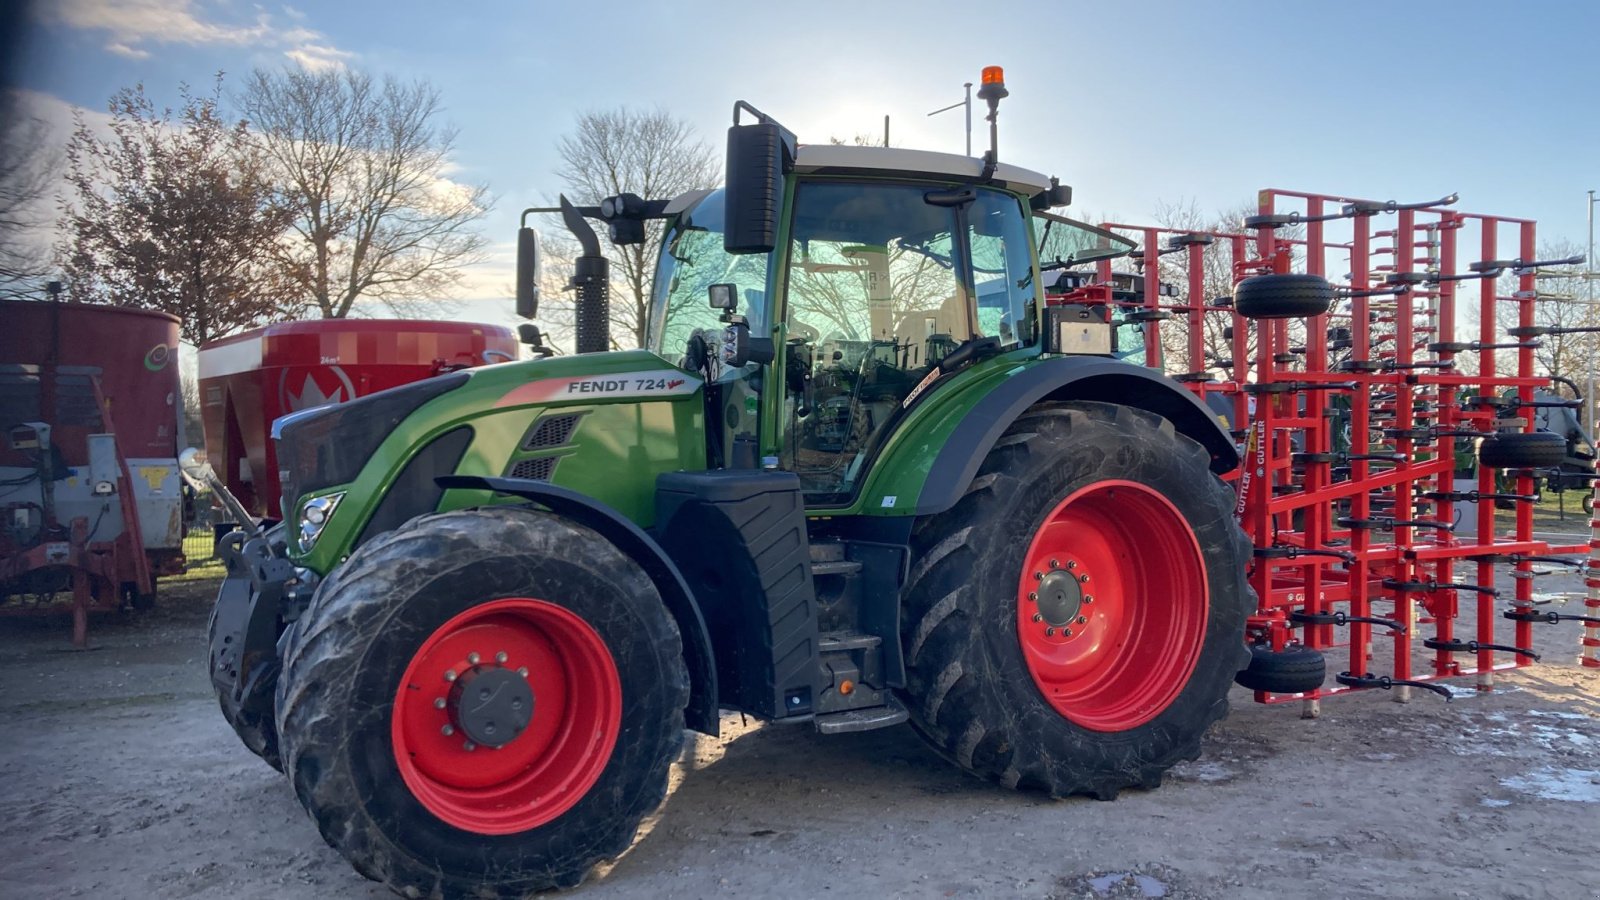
left=197, top=335, right=263, bottom=379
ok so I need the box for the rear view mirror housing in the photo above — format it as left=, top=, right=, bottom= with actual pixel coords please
left=515, top=226, right=541, bottom=318
left=724, top=102, right=795, bottom=255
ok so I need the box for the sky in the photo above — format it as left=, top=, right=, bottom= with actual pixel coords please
left=7, top=0, right=1600, bottom=336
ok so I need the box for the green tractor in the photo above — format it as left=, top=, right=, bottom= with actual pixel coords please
left=205, top=75, right=1258, bottom=898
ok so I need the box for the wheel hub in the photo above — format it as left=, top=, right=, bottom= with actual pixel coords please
left=449, top=665, right=534, bottom=748
left=1035, top=568, right=1085, bottom=628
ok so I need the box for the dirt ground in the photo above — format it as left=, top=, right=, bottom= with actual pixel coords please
left=2, top=567, right=1597, bottom=900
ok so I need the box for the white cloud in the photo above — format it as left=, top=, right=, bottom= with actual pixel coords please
left=41, top=1, right=354, bottom=71
left=283, top=43, right=354, bottom=73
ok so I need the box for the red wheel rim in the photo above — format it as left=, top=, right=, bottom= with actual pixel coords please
left=391, top=597, right=622, bottom=834
left=1016, top=480, right=1208, bottom=732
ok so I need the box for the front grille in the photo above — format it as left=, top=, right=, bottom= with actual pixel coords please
left=521, top=413, right=582, bottom=450
left=508, top=456, right=558, bottom=481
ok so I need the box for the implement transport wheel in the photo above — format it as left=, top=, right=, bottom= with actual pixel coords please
left=1476, top=431, right=1566, bottom=469
left=274, top=507, right=688, bottom=898
left=1234, top=643, right=1326, bottom=694
left=899, top=401, right=1252, bottom=800
left=1234, top=273, right=1335, bottom=319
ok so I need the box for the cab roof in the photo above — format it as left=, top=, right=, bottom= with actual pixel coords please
left=791, top=144, right=1053, bottom=197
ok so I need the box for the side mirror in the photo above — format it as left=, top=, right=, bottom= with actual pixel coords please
left=708, top=283, right=739, bottom=312
left=725, top=122, right=787, bottom=254
left=515, top=226, right=541, bottom=318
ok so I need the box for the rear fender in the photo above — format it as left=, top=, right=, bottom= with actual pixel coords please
left=913, top=357, right=1239, bottom=515
left=435, top=474, right=720, bottom=735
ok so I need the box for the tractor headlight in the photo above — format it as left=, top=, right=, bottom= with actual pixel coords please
left=298, top=492, right=345, bottom=554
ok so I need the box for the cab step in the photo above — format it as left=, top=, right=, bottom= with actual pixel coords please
left=814, top=696, right=909, bottom=734
left=819, top=631, right=880, bottom=653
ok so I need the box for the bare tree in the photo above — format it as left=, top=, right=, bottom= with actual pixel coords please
left=241, top=68, right=490, bottom=319
left=58, top=75, right=299, bottom=345
left=552, top=107, right=719, bottom=348
left=1492, top=238, right=1599, bottom=381
left=0, top=112, right=62, bottom=298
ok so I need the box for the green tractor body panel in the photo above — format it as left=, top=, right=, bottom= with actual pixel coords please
left=289, top=349, right=705, bottom=574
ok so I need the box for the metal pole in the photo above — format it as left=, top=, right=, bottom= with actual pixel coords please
left=1589, top=191, right=1596, bottom=435
left=926, top=82, right=975, bottom=156
left=960, top=82, right=972, bottom=157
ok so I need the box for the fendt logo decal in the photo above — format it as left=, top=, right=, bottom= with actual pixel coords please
left=495, top=371, right=701, bottom=407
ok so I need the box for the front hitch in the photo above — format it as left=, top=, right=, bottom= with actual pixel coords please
left=209, top=526, right=307, bottom=717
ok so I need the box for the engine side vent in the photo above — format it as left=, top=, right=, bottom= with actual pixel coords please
left=508, top=456, right=558, bottom=481
left=521, top=413, right=582, bottom=450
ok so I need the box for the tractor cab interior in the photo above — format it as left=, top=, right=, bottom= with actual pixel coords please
left=779, top=180, right=1035, bottom=499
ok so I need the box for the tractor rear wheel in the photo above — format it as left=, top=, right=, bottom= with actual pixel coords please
left=899, top=401, right=1252, bottom=799
left=275, top=506, right=689, bottom=898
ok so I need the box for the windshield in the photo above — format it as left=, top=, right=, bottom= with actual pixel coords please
left=1034, top=213, right=1136, bottom=268
left=647, top=189, right=771, bottom=360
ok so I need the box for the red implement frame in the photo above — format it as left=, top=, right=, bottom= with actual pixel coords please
left=1058, top=189, right=1590, bottom=712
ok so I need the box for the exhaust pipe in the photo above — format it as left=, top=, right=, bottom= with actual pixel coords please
left=560, top=196, right=610, bottom=354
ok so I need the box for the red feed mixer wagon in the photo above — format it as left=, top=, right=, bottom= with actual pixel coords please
left=197, top=318, right=518, bottom=520
left=0, top=299, right=187, bottom=646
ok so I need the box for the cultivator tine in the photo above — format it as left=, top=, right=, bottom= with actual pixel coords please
left=1503, top=609, right=1600, bottom=629
left=1291, top=610, right=1407, bottom=634
left=1335, top=672, right=1454, bottom=700
left=1422, top=638, right=1540, bottom=661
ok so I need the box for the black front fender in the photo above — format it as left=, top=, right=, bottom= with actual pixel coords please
left=436, top=475, right=720, bottom=736
left=918, top=357, right=1238, bottom=515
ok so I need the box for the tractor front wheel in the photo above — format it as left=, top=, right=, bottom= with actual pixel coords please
left=900, top=401, right=1252, bottom=799
left=274, top=506, right=689, bottom=898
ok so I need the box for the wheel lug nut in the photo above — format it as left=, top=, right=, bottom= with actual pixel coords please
left=1045, top=627, right=1055, bottom=636
left=517, top=667, right=529, bottom=678
left=495, top=651, right=508, bottom=664
left=1049, top=559, right=1060, bottom=569
left=1028, top=592, right=1037, bottom=601
left=441, top=725, right=454, bottom=736
left=1033, top=571, right=1043, bottom=581
left=463, top=741, right=476, bottom=752
left=1084, top=595, right=1094, bottom=604
left=433, top=697, right=446, bottom=709
left=1064, top=628, right=1073, bottom=637
left=1078, top=574, right=1090, bottom=584
left=1066, top=560, right=1078, bottom=570
left=1076, top=615, right=1087, bottom=625
left=467, top=652, right=480, bottom=665
left=443, top=670, right=457, bottom=682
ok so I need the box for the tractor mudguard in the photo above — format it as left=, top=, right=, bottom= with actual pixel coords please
left=435, top=474, right=720, bottom=735
left=915, top=357, right=1239, bottom=515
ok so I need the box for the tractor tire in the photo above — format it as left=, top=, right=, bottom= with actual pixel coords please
left=899, top=401, right=1253, bottom=800
left=275, top=506, right=689, bottom=899
left=1477, top=431, right=1566, bottom=469
left=1234, top=644, right=1326, bottom=694
left=209, top=603, right=282, bottom=771
left=1234, top=273, right=1335, bottom=319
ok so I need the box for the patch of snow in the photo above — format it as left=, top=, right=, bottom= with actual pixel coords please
left=1499, top=768, right=1600, bottom=803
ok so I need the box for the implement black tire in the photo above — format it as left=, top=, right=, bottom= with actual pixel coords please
left=1235, top=644, right=1326, bottom=694
left=207, top=601, right=282, bottom=771
left=275, top=506, right=689, bottom=899
left=1235, top=273, right=1335, bottom=319
left=899, top=401, right=1252, bottom=800
left=1477, top=431, right=1566, bottom=469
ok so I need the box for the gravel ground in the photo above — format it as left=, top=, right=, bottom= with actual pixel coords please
left=1, top=568, right=1596, bottom=900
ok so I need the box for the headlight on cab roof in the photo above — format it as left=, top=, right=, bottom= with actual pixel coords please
left=298, top=491, right=345, bottom=554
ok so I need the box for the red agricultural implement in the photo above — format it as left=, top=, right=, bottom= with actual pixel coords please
left=0, top=299, right=187, bottom=646
left=197, top=319, right=518, bottom=519
left=1066, top=191, right=1600, bottom=711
